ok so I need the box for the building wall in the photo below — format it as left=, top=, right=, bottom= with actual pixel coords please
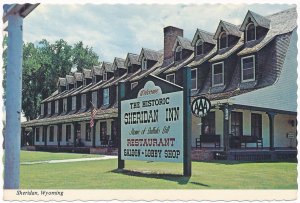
left=191, top=108, right=296, bottom=148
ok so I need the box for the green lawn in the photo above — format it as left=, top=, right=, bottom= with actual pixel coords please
left=20, top=151, right=297, bottom=189
left=20, top=150, right=101, bottom=162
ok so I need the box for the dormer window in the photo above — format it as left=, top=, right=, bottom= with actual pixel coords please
left=83, top=79, right=86, bottom=86
left=246, top=22, right=256, bottom=42
left=103, top=72, right=107, bottom=81
left=55, top=100, right=59, bottom=114
left=212, top=62, right=224, bottom=86
left=219, top=31, right=227, bottom=49
left=41, top=103, right=44, bottom=116
left=92, top=76, right=96, bottom=84
left=63, top=98, right=67, bottom=112
left=72, top=96, right=76, bottom=110
left=141, top=57, right=147, bottom=70
left=241, top=55, right=255, bottom=82
left=175, top=46, right=182, bottom=61
left=196, top=39, right=203, bottom=55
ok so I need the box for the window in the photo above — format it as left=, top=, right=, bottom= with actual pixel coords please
left=35, top=128, right=40, bottom=142
left=92, top=76, right=96, bottom=84
left=81, top=94, right=86, bottom=108
left=42, top=129, right=45, bottom=142
left=166, top=74, right=175, bottom=84
left=196, top=39, right=203, bottom=55
left=47, top=102, right=51, bottom=115
left=175, top=46, right=182, bottom=61
left=241, top=55, right=255, bottom=82
left=191, top=69, right=197, bottom=90
left=251, top=113, right=262, bottom=138
left=131, top=82, right=138, bottom=90
left=86, top=123, right=91, bottom=141
left=72, top=96, right=76, bottom=110
left=83, top=79, right=86, bottom=86
left=103, top=72, right=107, bottom=81
left=103, top=88, right=109, bottom=105
left=219, top=31, right=227, bottom=49
left=202, top=112, right=216, bottom=135
left=231, top=112, right=243, bottom=137
left=63, top=98, right=67, bottom=112
left=212, top=62, right=224, bottom=86
left=66, top=125, right=71, bottom=142
left=41, top=103, right=44, bottom=116
left=246, top=22, right=256, bottom=42
left=49, top=126, right=54, bottom=142
left=92, top=91, right=97, bottom=107
left=55, top=100, right=59, bottom=113
left=141, top=57, right=147, bottom=70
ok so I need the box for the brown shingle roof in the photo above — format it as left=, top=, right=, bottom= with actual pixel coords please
left=192, top=29, right=216, bottom=46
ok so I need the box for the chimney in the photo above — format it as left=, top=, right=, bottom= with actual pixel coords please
left=164, top=26, right=183, bottom=61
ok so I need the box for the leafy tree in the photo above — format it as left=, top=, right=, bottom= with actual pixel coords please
left=3, top=38, right=100, bottom=121
left=72, top=41, right=99, bottom=72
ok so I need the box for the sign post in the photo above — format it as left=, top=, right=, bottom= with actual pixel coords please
left=118, top=82, right=125, bottom=170
left=183, top=67, right=191, bottom=177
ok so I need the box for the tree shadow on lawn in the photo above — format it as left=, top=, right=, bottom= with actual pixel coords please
left=110, top=169, right=210, bottom=187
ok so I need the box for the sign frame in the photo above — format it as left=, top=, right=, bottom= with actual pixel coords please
left=118, top=67, right=191, bottom=176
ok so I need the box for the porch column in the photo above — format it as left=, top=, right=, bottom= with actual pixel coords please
left=32, top=126, right=36, bottom=146
left=73, top=122, right=78, bottom=148
left=57, top=123, right=62, bottom=148
left=92, top=120, right=97, bottom=147
left=221, top=104, right=233, bottom=152
left=267, top=112, right=277, bottom=151
left=43, top=125, right=48, bottom=146
left=21, top=127, right=25, bottom=147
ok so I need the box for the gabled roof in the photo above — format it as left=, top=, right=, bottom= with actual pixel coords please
left=113, top=57, right=126, bottom=69
left=191, top=29, right=216, bottom=46
left=240, top=10, right=271, bottom=31
left=238, top=7, right=296, bottom=56
left=213, top=20, right=242, bottom=39
left=102, top=62, right=114, bottom=73
left=172, top=36, right=193, bottom=51
left=138, top=48, right=163, bottom=62
left=73, top=72, right=83, bottom=81
left=92, top=65, right=102, bottom=76
left=83, top=69, right=92, bottom=78
left=66, top=75, right=75, bottom=84
left=124, top=53, right=140, bottom=67
left=57, top=77, right=67, bottom=86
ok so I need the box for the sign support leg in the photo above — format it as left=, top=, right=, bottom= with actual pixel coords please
left=183, top=67, right=192, bottom=177
left=118, top=82, right=125, bottom=169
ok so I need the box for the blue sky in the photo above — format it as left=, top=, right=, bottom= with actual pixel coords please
left=23, top=3, right=294, bottom=63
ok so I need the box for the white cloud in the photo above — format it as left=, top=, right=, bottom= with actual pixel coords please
left=23, top=3, right=294, bottom=62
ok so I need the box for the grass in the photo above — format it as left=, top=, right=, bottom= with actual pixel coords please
left=20, top=150, right=102, bottom=162
left=19, top=151, right=297, bottom=189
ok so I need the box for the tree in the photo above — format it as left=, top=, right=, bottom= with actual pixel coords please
left=72, top=41, right=99, bottom=72
left=2, top=38, right=100, bottom=120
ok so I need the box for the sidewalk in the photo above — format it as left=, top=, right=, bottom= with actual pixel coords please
left=21, top=155, right=117, bottom=165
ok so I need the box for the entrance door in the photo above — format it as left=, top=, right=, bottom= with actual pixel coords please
left=111, top=120, right=118, bottom=147
left=100, top=122, right=107, bottom=146
left=230, top=112, right=243, bottom=148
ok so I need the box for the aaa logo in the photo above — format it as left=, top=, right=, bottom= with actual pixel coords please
left=191, top=97, right=211, bottom=117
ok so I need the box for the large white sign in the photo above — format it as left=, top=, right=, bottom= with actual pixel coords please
left=121, top=81, right=183, bottom=162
